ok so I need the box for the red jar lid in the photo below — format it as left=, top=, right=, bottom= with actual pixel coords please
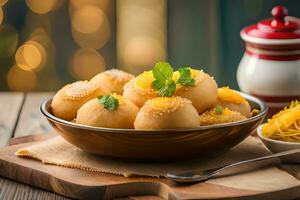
left=241, top=6, right=300, bottom=45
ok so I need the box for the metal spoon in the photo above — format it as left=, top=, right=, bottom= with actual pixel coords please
left=165, top=148, right=300, bottom=183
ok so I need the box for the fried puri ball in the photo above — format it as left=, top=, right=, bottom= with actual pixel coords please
left=76, top=94, right=139, bottom=128
left=134, top=96, right=199, bottom=130
left=51, top=81, right=107, bottom=120
left=174, top=69, right=218, bottom=113
left=90, top=69, right=134, bottom=94
left=215, top=87, right=251, bottom=118
left=199, top=107, right=246, bottom=126
left=123, top=71, right=159, bottom=107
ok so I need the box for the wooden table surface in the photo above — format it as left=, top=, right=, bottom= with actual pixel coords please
left=0, top=92, right=68, bottom=200
left=0, top=92, right=163, bottom=200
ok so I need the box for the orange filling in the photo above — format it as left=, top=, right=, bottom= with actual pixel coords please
left=218, top=87, right=246, bottom=104
left=145, top=96, right=190, bottom=114
left=110, top=93, right=124, bottom=104
left=134, top=71, right=156, bottom=94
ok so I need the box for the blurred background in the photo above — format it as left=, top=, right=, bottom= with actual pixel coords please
left=0, top=0, right=299, bottom=91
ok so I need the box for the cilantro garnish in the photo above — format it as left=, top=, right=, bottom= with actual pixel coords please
left=98, top=95, right=119, bottom=110
left=151, top=62, right=176, bottom=97
left=215, top=106, right=224, bottom=115
left=176, top=67, right=195, bottom=86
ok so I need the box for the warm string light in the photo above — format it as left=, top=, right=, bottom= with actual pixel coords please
left=123, top=36, right=166, bottom=74
left=6, top=0, right=113, bottom=91
left=0, top=6, right=3, bottom=25
left=0, top=0, right=8, bottom=25
left=68, top=0, right=112, bottom=81
left=69, top=0, right=110, bottom=16
left=69, top=1, right=111, bottom=49
left=8, top=0, right=62, bottom=92
left=117, top=0, right=167, bottom=74
left=15, top=40, right=46, bottom=71
left=0, top=0, right=8, bottom=6
left=69, top=48, right=105, bottom=80
left=72, top=6, right=103, bottom=34
left=7, top=65, right=37, bottom=91
left=25, top=0, right=62, bottom=14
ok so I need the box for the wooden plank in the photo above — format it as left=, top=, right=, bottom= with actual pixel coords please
left=0, top=92, right=24, bottom=147
left=14, top=92, right=53, bottom=137
left=0, top=177, right=69, bottom=200
left=0, top=93, right=67, bottom=200
left=1, top=136, right=300, bottom=200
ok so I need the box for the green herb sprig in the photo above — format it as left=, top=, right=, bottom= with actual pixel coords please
left=215, top=106, right=224, bottom=115
left=98, top=95, right=119, bottom=110
left=176, top=67, right=195, bottom=86
left=151, top=62, right=176, bottom=97
left=151, top=62, right=196, bottom=97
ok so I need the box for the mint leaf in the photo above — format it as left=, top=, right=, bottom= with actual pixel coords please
left=152, top=62, right=173, bottom=80
left=176, top=67, right=195, bottom=86
left=158, top=80, right=176, bottom=97
left=98, top=95, right=119, bottom=110
left=152, top=79, right=164, bottom=90
left=151, top=61, right=176, bottom=97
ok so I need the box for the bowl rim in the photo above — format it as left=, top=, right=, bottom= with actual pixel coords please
left=257, top=124, right=300, bottom=146
left=40, top=92, right=268, bottom=134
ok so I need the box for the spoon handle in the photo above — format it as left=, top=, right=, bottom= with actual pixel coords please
left=211, top=148, right=300, bottom=175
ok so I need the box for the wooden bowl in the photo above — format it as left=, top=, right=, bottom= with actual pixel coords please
left=41, top=93, right=267, bottom=161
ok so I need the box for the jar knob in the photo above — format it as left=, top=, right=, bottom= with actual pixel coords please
left=271, top=6, right=288, bottom=21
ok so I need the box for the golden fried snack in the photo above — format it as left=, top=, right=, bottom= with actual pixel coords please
left=90, top=69, right=134, bottom=94
left=174, top=69, right=218, bottom=113
left=215, top=87, right=251, bottom=117
left=199, top=106, right=246, bottom=126
left=123, top=71, right=159, bottom=107
left=76, top=94, right=139, bottom=128
left=134, top=96, right=199, bottom=130
left=51, top=81, right=107, bottom=120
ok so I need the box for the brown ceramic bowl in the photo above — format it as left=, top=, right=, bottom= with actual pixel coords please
left=41, top=93, right=267, bottom=161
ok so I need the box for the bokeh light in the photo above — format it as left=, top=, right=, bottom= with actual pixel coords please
left=117, top=0, right=166, bottom=74
left=72, top=6, right=103, bottom=34
left=71, top=5, right=111, bottom=49
left=69, top=48, right=106, bottom=80
left=25, top=0, right=59, bottom=14
left=122, top=36, right=166, bottom=74
left=69, top=0, right=111, bottom=16
left=0, top=7, right=3, bottom=25
left=0, top=0, right=8, bottom=6
left=15, top=40, right=46, bottom=71
left=7, top=65, right=37, bottom=91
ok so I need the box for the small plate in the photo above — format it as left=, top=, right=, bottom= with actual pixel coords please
left=41, top=93, right=267, bottom=161
left=257, top=125, right=300, bottom=163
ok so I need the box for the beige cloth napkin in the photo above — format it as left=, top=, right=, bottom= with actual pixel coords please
left=15, top=136, right=277, bottom=177
left=15, top=136, right=300, bottom=192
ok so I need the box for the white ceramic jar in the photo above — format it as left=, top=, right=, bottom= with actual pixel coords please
left=237, top=6, right=300, bottom=117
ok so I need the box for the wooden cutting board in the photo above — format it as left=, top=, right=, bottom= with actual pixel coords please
left=0, top=134, right=300, bottom=200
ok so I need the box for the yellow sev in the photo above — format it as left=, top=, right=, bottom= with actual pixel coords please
left=262, top=101, right=300, bottom=143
